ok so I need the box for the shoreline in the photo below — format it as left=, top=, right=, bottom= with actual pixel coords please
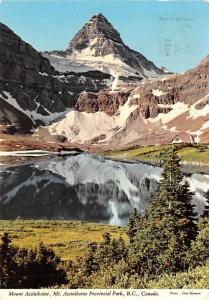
left=0, top=134, right=209, bottom=172
left=1, top=150, right=209, bottom=175
left=104, top=155, right=209, bottom=174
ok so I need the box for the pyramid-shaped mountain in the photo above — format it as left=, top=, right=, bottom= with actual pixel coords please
left=68, top=13, right=123, bottom=52
left=44, top=14, right=166, bottom=81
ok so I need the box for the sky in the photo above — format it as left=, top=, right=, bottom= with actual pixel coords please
left=0, top=0, right=209, bottom=73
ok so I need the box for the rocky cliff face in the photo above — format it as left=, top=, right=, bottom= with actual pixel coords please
left=68, top=14, right=123, bottom=53
left=43, top=54, right=209, bottom=146
left=109, top=55, right=209, bottom=146
left=0, top=22, right=111, bottom=133
left=44, top=14, right=165, bottom=84
left=0, top=23, right=66, bottom=132
left=76, top=55, right=209, bottom=121
left=75, top=91, right=130, bottom=115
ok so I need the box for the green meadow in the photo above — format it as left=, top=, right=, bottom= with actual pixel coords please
left=103, top=144, right=209, bottom=164
left=0, top=220, right=127, bottom=261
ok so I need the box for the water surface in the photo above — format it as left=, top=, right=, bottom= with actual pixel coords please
left=0, top=153, right=208, bottom=225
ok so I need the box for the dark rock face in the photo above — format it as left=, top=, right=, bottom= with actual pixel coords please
left=68, top=14, right=123, bottom=52
left=0, top=22, right=111, bottom=133
left=0, top=23, right=71, bottom=132
left=74, top=85, right=171, bottom=120
left=0, top=24, right=55, bottom=82
left=0, top=98, right=34, bottom=133
left=56, top=70, right=111, bottom=93
left=139, top=104, right=171, bottom=119
left=75, top=91, right=130, bottom=115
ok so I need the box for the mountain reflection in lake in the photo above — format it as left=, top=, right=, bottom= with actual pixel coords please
left=0, top=154, right=208, bottom=225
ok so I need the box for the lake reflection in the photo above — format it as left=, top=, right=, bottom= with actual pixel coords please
left=0, top=153, right=208, bottom=225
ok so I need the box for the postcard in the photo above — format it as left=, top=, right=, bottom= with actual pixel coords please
left=0, top=0, right=209, bottom=299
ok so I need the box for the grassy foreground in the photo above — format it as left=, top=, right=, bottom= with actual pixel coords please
left=103, top=144, right=209, bottom=164
left=0, top=220, right=126, bottom=261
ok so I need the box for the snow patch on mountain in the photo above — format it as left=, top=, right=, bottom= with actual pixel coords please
left=1, top=91, right=72, bottom=125
left=142, top=68, right=162, bottom=79
left=148, top=102, right=188, bottom=124
left=45, top=54, right=97, bottom=73
left=48, top=98, right=138, bottom=143
left=46, top=52, right=144, bottom=80
left=152, top=89, right=167, bottom=97
left=187, top=93, right=209, bottom=119
left=148, top=95, right=209, bottom=126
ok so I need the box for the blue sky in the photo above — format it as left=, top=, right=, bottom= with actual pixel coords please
left=0, top=0, right=209, bottom=72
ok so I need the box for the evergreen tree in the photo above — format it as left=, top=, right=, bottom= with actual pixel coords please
left=187, top=190, right=209, bottom=269
left=29, top=242, right=67, bottom=288
left=127, top=208, right=140, bottom=243
left=0, top=234, right=67, bottom=288
left=202, top=190, right=209, bottom=219
left=89, top=259, right=144, bottom=289
left=95, top=233, right=127, bottom=266
left=67, top=257, right=87, bottom=288
left=81, top=242, right=98, bottom=276
left=0, top=233, right=17, bottom=288
left=95, top=232, right=112, bottom=265
left=67, top=233, right=128, bottom=288
left=15, top=248, right=36, bottom=288
left=188, top=219, right=209, bottom=268
left=131, top=148, right=198, bottom=276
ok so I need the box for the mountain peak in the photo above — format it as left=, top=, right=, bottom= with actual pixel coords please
left=68, top=13, right=123, bottom=52
left=90, top=13, right=107, bottom=21
left=89, top=13, right=112, bottom=26
left=44, top=14, right=166, bottom=80
left=66, top=14, right=165, bottom=78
